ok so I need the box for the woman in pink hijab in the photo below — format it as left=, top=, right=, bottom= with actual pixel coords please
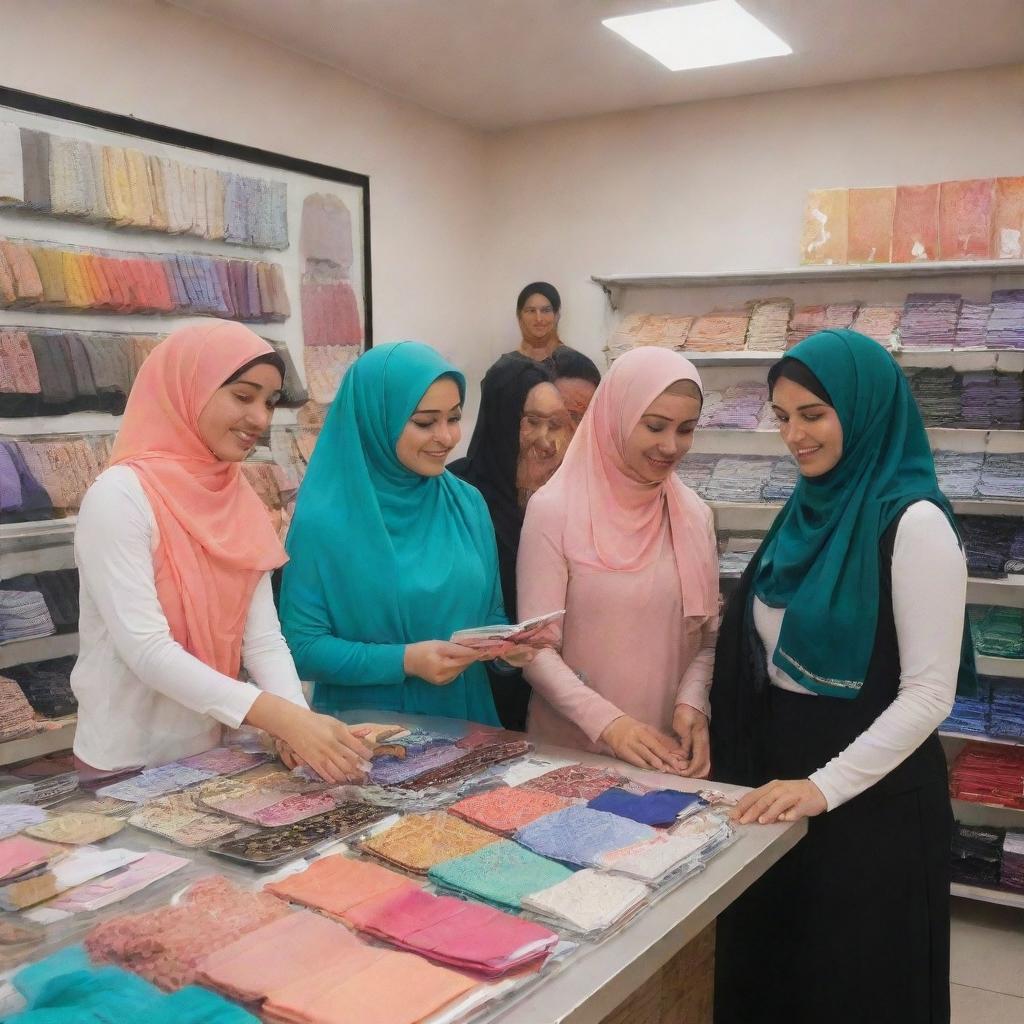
left=517, top=347, right=719, bottom=775
left=71, top=320, right=370, bottom=782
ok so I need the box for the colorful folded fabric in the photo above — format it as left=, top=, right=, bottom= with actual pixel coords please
left=267, top=853, right=417, bottom=916
left=0, top=804, right=48, bottom=839
left=595, top=833, right=709, bottom=882
left=24, top=812, right=122, bottom=845
left=587, top=786, right=703, bottom=826
left=342, top=884, right=558, bottom=977
left=127, top=793, right=241, bottom=848
left=0, top=847, right=143, bottom=911
left=521, top=868, right=649, bottom=933
left=85, top=875, right=293, bottom=990
left=0, top=837, right=63, bottom=885
left=427, top=839, right=573, bottom=910
left=368, top=741, right=465, bottom=787
left=45, top=850, right=188, bottom=914
left=519, top=763, right=626, bottom=801
left=449, top=785, right=573, bottom=835
left=360, top=811, right=499, bottom=874
left=514, top=805, right=657, bottom=868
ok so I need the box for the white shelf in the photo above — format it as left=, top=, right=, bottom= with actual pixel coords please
left=0, top=518, right=77, bottom=544
left=0, top=719, right=76, bottom=767
left=0, top=633, right=79, bottom=670
left=695, top=428, right=1024, bottom=457
left=951, top=883, right=1024, bottom=910
left=976, top=655, right=1024, bottom=680
left=592, top=259, right=1024, bottom=291
left=952, top=798, right=1024, bottom=829
left=675, top=349, right=1024, bottom=372
left=969, top=577, right=1024, bottom=609
left=941, top=731, right=1024, bottom=748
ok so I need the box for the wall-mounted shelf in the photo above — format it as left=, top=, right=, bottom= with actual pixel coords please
left=681, top=349, right=1024, bottom=371
left=0, top=718, right=76, bottom=767
left=941, top=730, right=1024, bottom=748
left=975, top=655, right=1024, bottom=680
left=950, top=882, right=1024, bottom=910
left=0, top=633, right=79, bottom=671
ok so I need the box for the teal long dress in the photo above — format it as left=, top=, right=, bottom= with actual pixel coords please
left=279, top=342, right=502, bottom=725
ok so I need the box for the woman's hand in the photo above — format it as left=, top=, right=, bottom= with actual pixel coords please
left=404, top=641, right=480, bottom=685
left=671, top=704, right=711, bottom=779
left=731, top=778, right=827, bottom=825
left=247, top=694, right=373, bottom=784
left=275, top=738, right=300, bottom=770
left=600, top=715, right=689, bottom=774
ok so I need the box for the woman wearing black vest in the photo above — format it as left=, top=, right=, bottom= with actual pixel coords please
left=711, top=330, right=975, bottom=1024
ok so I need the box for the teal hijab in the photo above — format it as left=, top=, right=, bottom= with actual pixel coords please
left=281, top=342, right=501, bottom=724
left=754, top=329, right=976, bottom=699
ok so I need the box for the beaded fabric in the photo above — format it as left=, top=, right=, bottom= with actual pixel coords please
left=359, top=811, right=499, bottom=875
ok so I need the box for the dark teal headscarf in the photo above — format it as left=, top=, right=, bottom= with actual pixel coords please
left=754, top=329, right=976, bottom=699
left=280, top=342, right=502, bottom=724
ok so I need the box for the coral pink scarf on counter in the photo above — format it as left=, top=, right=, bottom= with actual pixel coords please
left=109, top=320, right=286, bottom=678
left=539, top=346, right=716, bottom=621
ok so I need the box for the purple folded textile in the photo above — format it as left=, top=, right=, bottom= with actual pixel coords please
left=368, top=741, right=465, bottom=786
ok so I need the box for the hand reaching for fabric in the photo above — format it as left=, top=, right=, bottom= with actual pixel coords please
left=671, top=704, right=711, bottom=779
left=731, top=778, right=827, bottom=825
left=274, top=738, right=300, bottom=770
left=404, top=640, right=481, bottom=685
left=600, top=715, right=689, bottom=774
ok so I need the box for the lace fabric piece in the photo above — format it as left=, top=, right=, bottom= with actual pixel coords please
left=595, top=834, right=707, bottom=881
left=211, top=802, right=392, bottom=865
left=427, top=839, right=573, bottom=910
left=0, top=846, right=142, bottom=910
left=586, top=787, right=704, bottom=826
left=514, top=806, right=657, bottom=868
left=267, top=853, right=417, bottom=916
left=56, top=794, right=140, bottom=819
left=128, top=793, right=241, bottom=848
left=368, top=741, right=465, bottom=787
left=97, top=763, right=216, bottom=803
left=209, top=790, right=337, bottom=828
left=360, top=811, right=499, bottom=875
left=177, top=747, right=270, bottom=776
left=521, top=868, right=649, bottom=934
left=342, top=884, right=558, bottom=978
left=0, top=835, right=65, bottom=883
left=46, top=850, right=189, bottom=913
left=449, top=785, right=573, bottom=836
left=24, top=811, right=124, bottom=845
left=519, top=764, right=626, bottom=801
left=85, top=875, right=293, bottom=991
left=403, top=741, right=533, bottom=792
left=0, top=803, right=47, bottom=839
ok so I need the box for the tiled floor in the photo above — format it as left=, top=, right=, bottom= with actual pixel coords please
left=950, top=896, right=1024, bottom=1023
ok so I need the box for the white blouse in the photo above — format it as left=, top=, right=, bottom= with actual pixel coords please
left=71, top=466, right=307, bottom=772
left=753, top=501, right=967, bottom=810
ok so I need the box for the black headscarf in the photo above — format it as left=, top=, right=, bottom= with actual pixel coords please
left=450, top=354, right=553, bottom=620
left=516, top=282, right=561, bottom=314
left=548, top=346, right=601, bottom=387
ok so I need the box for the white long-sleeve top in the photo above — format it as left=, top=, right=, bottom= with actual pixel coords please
left=753, top=501, right=966, bottom=811
left=71, top=466, right=307, bottom=771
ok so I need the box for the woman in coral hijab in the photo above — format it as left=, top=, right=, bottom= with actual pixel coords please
left=71, top=320, right=370, bottom=781
left=517, top=347, right=719, bottom=775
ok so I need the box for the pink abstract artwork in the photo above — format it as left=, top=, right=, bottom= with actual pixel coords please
left=939, top=179, right=995, bottom=260
left=992, top=177, right=1024, bottom=260
left=847, top=187, right=896, bottom=263
left=892, top=184, right=939, bottom=263
left=800, top=188, right=848, bottom=265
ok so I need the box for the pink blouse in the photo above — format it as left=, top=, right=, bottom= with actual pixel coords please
left=517, top=487, right=718, bottom=755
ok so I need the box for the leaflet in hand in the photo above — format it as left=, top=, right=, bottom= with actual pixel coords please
left=450, top=610, right=564, bottom=653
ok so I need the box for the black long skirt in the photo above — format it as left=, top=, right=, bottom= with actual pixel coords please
left=714, top=687, right=953, bottom=1024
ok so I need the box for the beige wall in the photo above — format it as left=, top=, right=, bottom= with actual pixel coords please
left=0, top=0, right=492, bottom=398
left=483, top=64, right=1024, bottom=366
left=3, top=2, right=1022, bottom=380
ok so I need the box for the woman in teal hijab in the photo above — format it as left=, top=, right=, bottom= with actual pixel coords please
left=710, top=329, right=972, bottom=1024
left=280, top=342, right=519, bottom=725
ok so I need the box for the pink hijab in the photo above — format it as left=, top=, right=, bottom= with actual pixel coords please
left=541, top=346, right=717, bottom=621
left=109, top=320, right=287, bottom=678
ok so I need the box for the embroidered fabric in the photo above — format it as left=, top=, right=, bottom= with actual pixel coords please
left=267, top=854, right=417, bottom=917
left=177, top=747, right=270, bottom=776
left=211, top=802, right=392, bottom=865
left=128, top=793, right=241, bottom=848
left=427, top=839, right=573, bottom=910
left=97, top=763, right=216, bottom=803
left=514, top=806, right=656, bottom=868
left=0, top=847, right=142, bottom=911
left=595, top=834, right=708, bottom=882
left=521, top=868, right=649, bottom=933
left=360, top=811, right=499, bottom=874
left=45, top=850, right=188, bottom=913
left=25, top=812, right=124, bottom=845
left=84, top=875, right=293, bottom=991
left=586, top=787, right=703, bottom=826
left=519, top=764, right=626, bottom=801
left=449, top=785, right=572, bottom=836
left=404, top=741, right=533, bottom=792
left=368, top=741, right=465, bottom=787
left=0, top=804, right=47, bottom=839
left=0, top=330, right=40, bottom=394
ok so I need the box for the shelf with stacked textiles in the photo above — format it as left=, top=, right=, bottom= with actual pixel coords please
left=950, top=883, right=1024, bottom=910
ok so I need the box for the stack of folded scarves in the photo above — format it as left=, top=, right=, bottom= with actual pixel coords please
left=949, top=742, right=1024, bottom=809
left=0, top=676, right=48, bottom=740
left=900, top=293, right=962, bottom=348
left=6, top=656, right=78, bottom=719
left=989, top=679, right=1024, bottom=739
left=969, top=606, right=1024, bottom=659
left=0, top=585, right=55, bottom=644
left=0, top=239, right=290, bottom=321
left=950, top=822, right=1003, bottom=886
left=1001, top=830, right=1024, bottom=892
left=4, top=125, right=288, bottom=247
left=958, top=516, right=1024, bottom=578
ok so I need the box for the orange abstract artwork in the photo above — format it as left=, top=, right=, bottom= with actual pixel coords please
left=939, top=179, right=995, bottom=260
left=892, top=184, right=939, bottom=263
left=991, top=177, right=1024, bottom=260
left=847, top=187, right=896, bottom=263
left=799, top=188, right=848, bottom=265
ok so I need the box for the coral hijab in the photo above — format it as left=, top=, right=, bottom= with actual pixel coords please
left=110, top=320, right=286, bottom=678
left=541, top=346, right=717, bottom=621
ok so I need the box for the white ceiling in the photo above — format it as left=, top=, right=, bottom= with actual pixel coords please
left=171, top=0, right=1024, bottom=130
